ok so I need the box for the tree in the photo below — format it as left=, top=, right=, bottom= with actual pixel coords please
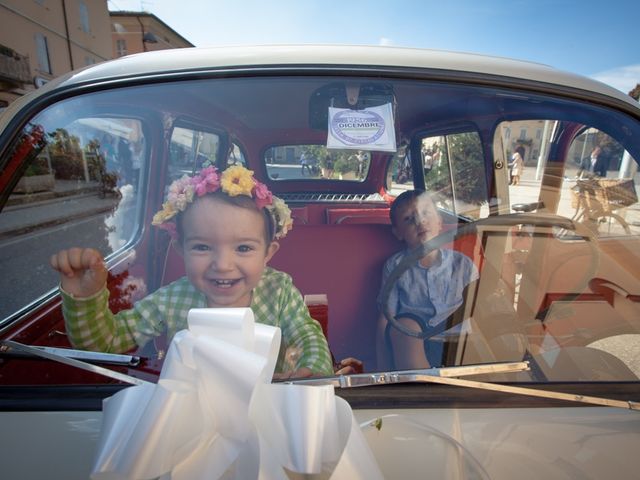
left=301, top=145, right=367, bottom=176
left=595, top=131, right=624, bottom=170
left=629, top=83, right=640, bottom=101
left=424, top=132, right=487, bottom=206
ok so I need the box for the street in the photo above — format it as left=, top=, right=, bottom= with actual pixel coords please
left=267, top=163, right=322, bottom=180
left=0, top=184, right=135, bottom=319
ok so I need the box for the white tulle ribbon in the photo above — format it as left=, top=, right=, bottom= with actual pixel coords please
left=91, top=308, right=383, bottom=480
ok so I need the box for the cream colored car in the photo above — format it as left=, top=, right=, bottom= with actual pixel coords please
left=1, top=45, right=640, bottom=479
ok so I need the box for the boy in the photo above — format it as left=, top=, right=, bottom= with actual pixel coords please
left=376, top=189, right=478, bottom=369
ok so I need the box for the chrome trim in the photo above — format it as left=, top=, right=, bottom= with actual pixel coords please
left=278, top=192, right=385, bottom=203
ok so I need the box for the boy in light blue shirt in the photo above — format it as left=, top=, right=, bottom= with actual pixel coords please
left=377, top=190, right=478, bottom=369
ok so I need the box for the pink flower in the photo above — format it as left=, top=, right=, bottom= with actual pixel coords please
left=253, top=180, right=273, bottom=209
left=168, top=176, right=193, bottom=203
left=193, top=166, right=220, bottom=196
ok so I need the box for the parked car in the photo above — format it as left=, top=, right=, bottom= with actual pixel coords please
left=1, top=45, right=640, bottom=479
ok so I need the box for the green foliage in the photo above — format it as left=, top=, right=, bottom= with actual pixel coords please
left=24, top=156, right=50, bottom=176
left=50, top=128, right=81, bottom=155
left=596, top=131, right=624, bottom=168
left=47, top=128, right=87, bottom=180
left=301, top=145, right=368, bottom=175
left=301, top=145, right=329, bottom=163
left=424, top=132, right=487, bottom=205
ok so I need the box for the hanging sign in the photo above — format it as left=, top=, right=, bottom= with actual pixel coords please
left=327, top=103, right=397, bottom=152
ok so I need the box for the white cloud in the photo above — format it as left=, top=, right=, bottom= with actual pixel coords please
left=378, top=37, right=393, bottom=46
left=590, top=64, right=640, bottom=95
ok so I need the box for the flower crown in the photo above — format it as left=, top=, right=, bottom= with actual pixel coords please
left=152, top=165, right=293, bottom=240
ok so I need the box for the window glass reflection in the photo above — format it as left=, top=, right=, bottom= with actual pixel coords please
left=0, top=117, right=146, bottom=320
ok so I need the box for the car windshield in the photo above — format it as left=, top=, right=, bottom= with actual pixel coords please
left=1, top=73, right=640, bottom=388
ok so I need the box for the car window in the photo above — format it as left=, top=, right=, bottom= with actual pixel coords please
left=0, top=116, right=147, bottom=321
left=386, top=131, right=489, bottom=219
left=422, top=131, right=489, bottom=219
left=1, top=74, right=639, bottom=391
left=227, top=143, right=247, bottom=168
left=563, top=129, right=638, bottom=237
left=475, top=118, right=640, bottom=380
left=265, top=145, right=370, bottom=181
left=169, top=125, right=221, bottom=180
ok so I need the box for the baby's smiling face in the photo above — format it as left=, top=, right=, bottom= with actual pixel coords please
left=179, top=195, right=279, bottom=308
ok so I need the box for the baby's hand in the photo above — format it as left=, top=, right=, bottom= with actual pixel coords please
left=50, top=248, right=107, bottom=298
left=334, top=357, right=363, bottom=375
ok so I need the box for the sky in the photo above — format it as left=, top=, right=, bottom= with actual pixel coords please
left=107, top=0, right=639, bottom=95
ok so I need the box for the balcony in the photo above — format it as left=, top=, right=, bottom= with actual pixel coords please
left=0, top=45, right=31, bottom=86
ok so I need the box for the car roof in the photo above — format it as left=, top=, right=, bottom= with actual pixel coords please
left=2, top=44, right=639, bottom=129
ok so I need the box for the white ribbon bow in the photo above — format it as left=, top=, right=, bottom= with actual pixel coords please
left=91, top=308, right=383, bottom=480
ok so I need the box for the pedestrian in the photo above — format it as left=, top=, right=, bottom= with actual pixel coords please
left=509, top=146, right=525, bottom=185
left=578, top=145, right=607, bottom=178
left=300, top=152, right=312, bottom=175
left=324, top=156, right=335, bottom=179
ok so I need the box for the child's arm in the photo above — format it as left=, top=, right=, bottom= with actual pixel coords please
left=50, top=247, right=138, bottom=353
left=60, top=287, right=138, bottom=353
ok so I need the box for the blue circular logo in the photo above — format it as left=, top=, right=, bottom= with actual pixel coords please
left=330, top=110, right=385, bottom=145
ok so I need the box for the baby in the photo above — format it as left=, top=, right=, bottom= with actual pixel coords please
left=376, top=189, right=478, bottom=369
left=51, top=165, right=333, bottom=379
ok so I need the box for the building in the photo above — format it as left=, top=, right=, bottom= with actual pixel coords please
left=0, top=0, right=112, bottom=110
left=0, top=3, right=193, bottom=113
left=110, top=11, right=194, bottom=58
left=499, top=119, right=551, bottom=164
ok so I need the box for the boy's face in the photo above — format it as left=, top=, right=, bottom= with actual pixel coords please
left=180, top=196, right=279, bottom=308
left=392, top=194, right=443, bottom=249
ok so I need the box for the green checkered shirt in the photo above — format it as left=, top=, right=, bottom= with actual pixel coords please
left=61, top=267, right=333, bottom=375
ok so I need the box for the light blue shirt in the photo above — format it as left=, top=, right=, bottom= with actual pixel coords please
left=378, top=248, right=478, bottom=329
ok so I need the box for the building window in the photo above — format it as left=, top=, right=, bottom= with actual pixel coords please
left=85, top=57, right=96, bottom=66
left=79, top=1, right=90, bottom=33
left=504, top=127, right=511, bottom=139
left=35, top=33, right=51, bottom=74
left=116, top=39, right=127, bottom=57
left=519, top=128, right=527, bottom=140
left=536, top=128, right=542, bottom=139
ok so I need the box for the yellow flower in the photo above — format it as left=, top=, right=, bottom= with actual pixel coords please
left=220, top=165, right=255, bottom=197
left=152, top=201, right=178, bottom=225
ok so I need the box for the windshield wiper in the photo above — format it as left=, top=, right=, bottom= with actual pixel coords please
left=0, top=341, right=140, bottom=366
left=0, top=340, right=148, bottom=386
left=292, top=361, right=640, bottom=411
left=292, top=361, right=529, bottom=387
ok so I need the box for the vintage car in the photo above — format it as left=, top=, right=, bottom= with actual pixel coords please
left=1, top=45, right=639, bottom=478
